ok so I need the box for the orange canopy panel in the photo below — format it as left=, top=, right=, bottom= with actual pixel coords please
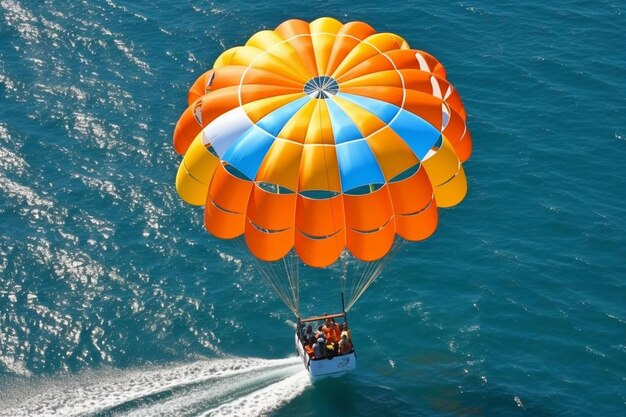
left=343, top=185, right=394, bottom=232
left=274, top=20, right=319, bottom=77
left=439, top=83, right=467, bottom=121
left=388, top=166, right=434, bottom=215
left=246, top=184, right=297, bottom=231
left=325, top=21, right=376, bottom=75
left=295, top=229, right=345, bottom=268
left=346, top=218, right=396, bottom=262
left=384, top=49, right=432, bottom=71
left=335, top=53, right=397, bottom=83
left=455, top=129, right=473, bottom=163
left=395, top=199, right=438, bottom=241
left=442, top=106, right=467, bottom=147
left=188, top=69, right=213, bottom=105
left=295, top=195, right=344, bottom=237
left=245, top=220, right=294, bottom=261
left=173, top=98, right=203, bottom=155
left=339, top=69, right=404, bottom=90
left=339, top=85, right=404, bottom=108
left=204, top=198, right=245, bottom=239
left=208, top=164, right=253, bottom=214
left=209, top=66, right=305, bottom=91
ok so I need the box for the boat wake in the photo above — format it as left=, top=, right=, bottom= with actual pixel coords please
left=0, top=356, right=309, bottom=417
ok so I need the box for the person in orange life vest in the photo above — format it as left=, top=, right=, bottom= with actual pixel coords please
left=319, top=314, right=330, bottom=339
left=305, top=338, right=315, bottom=358
left=339, top=333, right=353, bottom=355
left=322, top=317, right=341, bottom=343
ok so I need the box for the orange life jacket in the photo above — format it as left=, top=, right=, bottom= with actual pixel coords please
left=305, top=344, right=315, bottom=357
left=323, top=322, right=341, bottom=342
left=322, top=325, right=332, bottom=340
left=329, top=323, right=341, bottom=342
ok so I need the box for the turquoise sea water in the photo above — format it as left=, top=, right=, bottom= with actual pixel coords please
left=1, top=1, right=625, bottom=415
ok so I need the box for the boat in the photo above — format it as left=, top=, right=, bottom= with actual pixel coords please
left=295, top=312, right=356, bottom=381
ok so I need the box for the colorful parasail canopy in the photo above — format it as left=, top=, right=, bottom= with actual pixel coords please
left=174, top=17, right=472, bottom=270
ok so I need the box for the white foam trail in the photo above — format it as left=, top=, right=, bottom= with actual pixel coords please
left=199, top=370, right=311, bottom=417
left=0, top=356, right=309, bottom=417
left=121, top=360, right=309, bottom=417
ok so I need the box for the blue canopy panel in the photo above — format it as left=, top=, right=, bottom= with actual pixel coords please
left=335, top=92, right=441, bottom=160
left=387, top=110, right=441, bottom=160
left=335, top=139, right=385, bottom=192
left=221, top=96, right=310, bottom=180
left=326, top=99, right=364, bottom=144
left=335, top=92, right=398, bottom=124
left=256, top=96, right=311, bottom=137
left=221, top=126, right=275, bottom=180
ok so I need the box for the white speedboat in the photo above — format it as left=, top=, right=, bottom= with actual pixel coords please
left=295, top=312, right=356, bottom=381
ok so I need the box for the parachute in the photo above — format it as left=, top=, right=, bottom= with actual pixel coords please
left=173, top=17, right=472, bottom=317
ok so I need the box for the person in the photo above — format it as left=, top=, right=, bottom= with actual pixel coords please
left=323, top=317, right=341, bottom=344
left=301, top=324, right=314, bottom=345
left=304, top=338, right=315, bottom=358
left=339, top=333, right=353, bottom=355
left=314, top=325, right=325, bottom=340
left=313, top=337, right=327, bottom=359
left=341, top=322, right=352, bottom=342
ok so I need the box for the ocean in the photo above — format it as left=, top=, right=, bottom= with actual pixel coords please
left=0, top=0, right=625, bottom=416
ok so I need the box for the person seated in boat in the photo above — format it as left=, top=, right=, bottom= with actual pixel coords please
left=321, top=317, right=340, bottom=356
left=304, top=338, right=315, bottom=357
left=314, top=325, right=324, bottom=340
left=301, top=324, right=314, bottom=345
left=341, top=322, right=352, bottom=342
left=339, top=333, right=353, bottom=355
left=322, top=316, right=341, bottom=344
left=313, top=337, right=327, bottom=359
